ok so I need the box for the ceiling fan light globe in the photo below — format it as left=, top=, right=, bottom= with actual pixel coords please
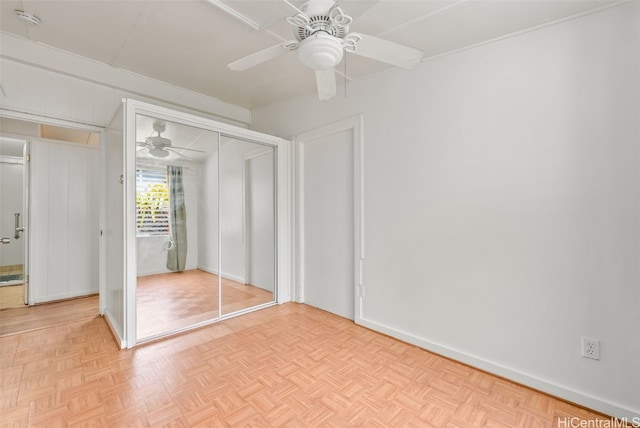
left=146, top=136, right=171, bottom=148
left=149, top=147, right=170, bottom=158
left=298, top=32, right=343, bottom=71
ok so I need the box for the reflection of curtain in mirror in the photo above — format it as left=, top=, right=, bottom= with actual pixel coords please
left=167, top=165, right=187, bottom=272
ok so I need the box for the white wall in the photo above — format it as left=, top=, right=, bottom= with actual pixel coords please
left=198, top=140, right=276, bottom=286
left=198, top=151, right=219, bottom=274
left=247, top=150, right=275, bottom=292
left=30, top=140, right=99, bottom=302
left=219, top=139, right=251, bottom=282
left=252, top=2, right=640, bottom=419
left=0, top=33, right=250, bottom=128
left=137, top=164, right=200, bottom=276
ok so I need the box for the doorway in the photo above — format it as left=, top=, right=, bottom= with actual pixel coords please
left=0, top=137, right=27, bottom=309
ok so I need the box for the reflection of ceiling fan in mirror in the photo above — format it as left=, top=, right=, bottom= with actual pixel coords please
left=227, top=0, right=424, bottom=101
left=136, top=120, right=204, bottom=159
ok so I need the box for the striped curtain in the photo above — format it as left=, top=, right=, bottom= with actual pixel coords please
left=166, top=165, right=187, bottom=272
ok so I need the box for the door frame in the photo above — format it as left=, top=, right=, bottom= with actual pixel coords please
left=1, top=111, right=104, bottom=309
left=294, top=114, right=364, bottom=322
left=22, top=140, right=30, bottom=305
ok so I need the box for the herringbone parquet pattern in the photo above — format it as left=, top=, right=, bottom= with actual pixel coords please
left=137, top=269, right=273, bottom=339
left=1, top=302, right=616, bottom=427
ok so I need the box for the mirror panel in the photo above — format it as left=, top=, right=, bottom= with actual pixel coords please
left=220, top=135, right=276, bottom=315
left=135, top=114, right=220, bottom=340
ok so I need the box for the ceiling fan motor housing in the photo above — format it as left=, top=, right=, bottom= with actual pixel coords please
left=298, top=32, right=344, bottom=70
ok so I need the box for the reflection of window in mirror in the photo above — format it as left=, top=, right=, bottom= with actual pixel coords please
left=135, top=168, right=170, bottom=237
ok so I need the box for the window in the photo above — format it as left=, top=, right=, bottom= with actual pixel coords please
left=136, top=168, right=170, bottom=236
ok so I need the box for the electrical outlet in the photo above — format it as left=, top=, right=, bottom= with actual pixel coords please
left=582, top=337, right=600, bottom=360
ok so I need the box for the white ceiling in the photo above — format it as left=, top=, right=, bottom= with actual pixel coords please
left=0, top=0, right=622, bottom=109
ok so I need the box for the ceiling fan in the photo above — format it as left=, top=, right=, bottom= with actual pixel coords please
left=136, top=120, right=205, bottom=159
left=227, top=0, right=424, bottom=101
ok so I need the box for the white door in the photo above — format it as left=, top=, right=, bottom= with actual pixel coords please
left=30, top=139, right=99, bottom=303
left=296, top=116, right=363, bottom=320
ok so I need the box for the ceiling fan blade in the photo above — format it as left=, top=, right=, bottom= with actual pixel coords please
left=228, top=44, right=290, bottom=71
left=171, top=146, right=206, bottom=153
left=166, top=148, right=189, bottom=159
left=346, top=32, right=423, bottom=69
left=315, top=69, right=336, bottom=101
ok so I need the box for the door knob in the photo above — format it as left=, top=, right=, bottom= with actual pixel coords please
left=1, top=238, right=10, bottom=244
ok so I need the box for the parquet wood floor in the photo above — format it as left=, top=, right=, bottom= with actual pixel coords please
left=0, top=302, right=619, bottom=427
left=137, top=269, right=274, bottom=339
left=0, top=285, right=25, bottom=310
left=0, top=295, right=98, bottom=337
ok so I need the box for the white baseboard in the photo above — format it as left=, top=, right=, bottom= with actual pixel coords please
left=137, top=264, right=198, bottom=277
left=356, top=316, right=639, bottom=421
left=34, top=289, right=98, bottom=304
left=103, top=310, right=126, bottom=349
left=197, top=265, right=245, bottom=284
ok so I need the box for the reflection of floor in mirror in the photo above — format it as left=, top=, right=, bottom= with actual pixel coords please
left=136, top=269, right=273, bottom=340
left=0, top=284, right=25, bottom=310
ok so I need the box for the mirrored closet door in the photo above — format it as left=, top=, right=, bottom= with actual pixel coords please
left=219, top=136, right=275, bottom=316
left=133, top=112, right=278, bottom=342
left=135, top=114, right=221, bottom=340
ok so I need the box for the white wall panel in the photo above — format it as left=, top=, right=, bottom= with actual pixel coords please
left=247, top=152, right=275, bottom=292
left=70, top=79, right=96, bottom=125
left=0, top=60, right=20, bottom=111
left=0, top=32, right=252, bottom=127
left=45, top=72, right=72, bottom=120
left=29, top=142, right=50, bottom=299
left=46, top=145, right=69, bottom=299
left=30, top=140, right=99, bottom=302
left=18, top=64, right=46, bottom=115
left=67, top=144, right=98, bottom=295
left=218, top=139, right=261, bottom=282
left=198, top=152, right=219, bottom=273
left=92, top=86, right=124, bottom=127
